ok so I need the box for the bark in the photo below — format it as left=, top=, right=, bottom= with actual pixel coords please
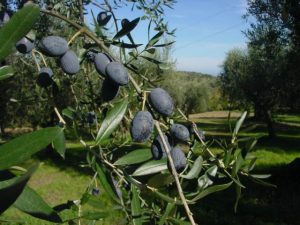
left=254, top=104, right=265, bottom=121
left=254, top=104, right=276, bottom=137
left=263, top=109, right=276, bottom=138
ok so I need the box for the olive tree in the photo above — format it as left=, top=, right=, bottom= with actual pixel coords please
left=0, top=2, right=271, bottom=224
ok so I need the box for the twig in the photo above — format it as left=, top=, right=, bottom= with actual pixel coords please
left=154, top=121, right=197, bottom=225
left=68, top=29, right=84, bottom=45
left=141, top=91, right=146, bottom=111
left=32, top=49, right=48, bottom=67
left=78, top=0, right=84, bottom=23
left=54, top=107, right=66, bottom=126
left=31, top=51, right=40, bottom=71
left=177, top=109, right=225, bottom=170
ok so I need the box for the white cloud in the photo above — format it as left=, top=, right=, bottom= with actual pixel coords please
left=176, top=56, right=224, bottom=76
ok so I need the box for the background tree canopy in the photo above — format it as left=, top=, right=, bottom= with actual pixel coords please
left=220, top=0, right=300, bottom=137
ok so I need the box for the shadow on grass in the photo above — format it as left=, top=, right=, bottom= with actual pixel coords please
left=35, top=144, right=92, bottom=176
left=189, top=116, right=300, bottom=225
left=30, top=115, right=299, bottom=225
left=192, top=159, right=300, bottom=225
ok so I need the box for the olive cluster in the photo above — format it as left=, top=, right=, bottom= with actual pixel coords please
left=87, top=50, right=129, bottom=102
left=130, top=88, right=191, bottom=173
left=10, top=8, right=191, bottom=174
left=15, top=35, right=80, bottom=88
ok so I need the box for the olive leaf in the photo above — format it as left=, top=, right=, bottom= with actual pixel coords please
left=114, top=149, right=152, bottom=166
left=0, top=4, right=40, bottom=60
left=131, top=185, right=142, bottom=225
left=0, top=127, right=64, bottom=170
left=96, top=100, right=128, bottom=145
left=132, top=159, right=168, bottom=176
left=0, top=163, right=38, bottom=214
left=0, top=65, right=14, bottom=81
left=14, top=186, right=62, bottom=222
left=113, top=17, right=140, bottom=40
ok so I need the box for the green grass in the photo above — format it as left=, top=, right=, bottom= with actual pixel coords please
left=1, top=113, right=299, bottom=225
left=191, top=113, right=300, bottom=225
left=1, top=143, right=125, bottom=225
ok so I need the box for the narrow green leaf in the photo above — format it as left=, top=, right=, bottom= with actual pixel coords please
left=158, top=203, right=175, bottom=225
left=233, top=150, right=244, bottom=176
left=0, top=4, right=40, bottom=60
left=207, top=165, right=218, bottom=177
left=113, top=17, right=140, bottom=39
left=234, top=177, right=242, bottom=213
left=14, top=186, right=62, bottom=222
left=62, top=107, right=76, bottom=120
left=132, top=159, right=167, bottom=176
left=152, top=190, right=182, bottom=205
left=197, top=175, right=212, bottom=190
left=96, top=100, right=128, bottom=145
left=95, top=163, right=121, bottom=204
left=245, top=138, right=258, bottom=152
left=167, top=218, right=191, bottom=225
left=141, top=55, right=162, bottom=64
left=147, top=19, right=152, bottom=40
left=145, top=48, right=156, bottom=54
left=112, top=41, right=143, bottom=49
left=0, top=127, right=64, bottom=170
left=233, top=111, right=247, bottom=137
left=248, top=176, right=277, bottom=188
left=52, top=129, right=66, bottom=158
left=0, top=163, right=38, bottom=214
left=158, top=63, right=171, bottom=70
left=154, top=41, right=175, bottom=47
left=224, top=148, right=233, bottom=167
left=146, top=31, right=164, bottom=48
left=91, top=10, right=103, bottom=38
left=123, top=171, right=143, bottom=188
left=250, top=174, right=271, bottom=179
left=0, top=66, right=14, bottom=81
left=190, top=182, right=233, bottom=202
left=224, top=170, right=245, bottom=188
left=114, top=149, right=152, bottom=166
left=131, top=185, right=142, bottom=225
left=181, top=156, right=203, bottom=179
left=248, top=157, right=257, bottom=172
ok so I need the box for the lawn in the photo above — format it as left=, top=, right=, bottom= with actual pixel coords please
left=190, top=112, right=300, bottom=225
left=1, top=113, right=299, bottom=225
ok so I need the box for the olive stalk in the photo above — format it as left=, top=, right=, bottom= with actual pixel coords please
left=155, top=120, right=197, bottom=225
left=54, top=107, right=66, bottom=126
left=31, top=50, right=40, bottom=71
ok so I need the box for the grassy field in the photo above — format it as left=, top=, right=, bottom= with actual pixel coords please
left=1, top=112, right=300, bottom=225
left=190, top=112, right=300, bottom=225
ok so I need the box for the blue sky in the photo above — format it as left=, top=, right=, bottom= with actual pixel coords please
left=87, top=0, right=250, bottom=75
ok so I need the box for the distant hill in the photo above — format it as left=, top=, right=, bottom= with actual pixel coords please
left=178, top=71, right=216, bottom=78
left=158, top=70, right=224, bottom=114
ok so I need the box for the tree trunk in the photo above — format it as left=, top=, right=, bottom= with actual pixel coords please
left=0, top=123, right=6, bottom=137
left=263, top=109, right=276, bottom=138
left=254, top=104, right=265, bottom=120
